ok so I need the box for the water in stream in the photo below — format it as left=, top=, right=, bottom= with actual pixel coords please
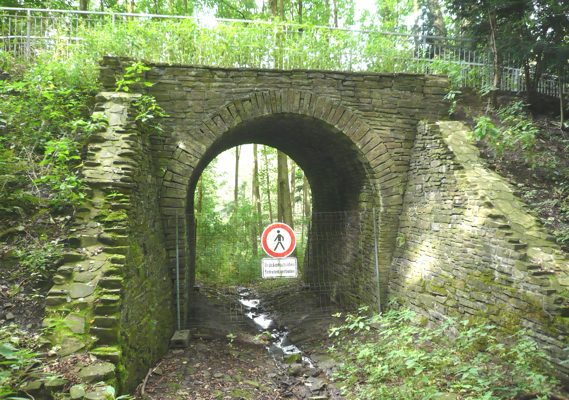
left=237, top=287, right=314, bottom=367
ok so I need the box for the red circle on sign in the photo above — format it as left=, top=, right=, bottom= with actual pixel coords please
left=261, top=223, right=296, bottom=258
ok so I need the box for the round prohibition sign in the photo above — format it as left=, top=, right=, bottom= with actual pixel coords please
left=261, top=223, right=296, bottom=258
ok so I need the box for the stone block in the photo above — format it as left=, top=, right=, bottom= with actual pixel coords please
left=170, top=330, right=191, bottom=348
left=69, top=283, right=95, bottom=299
left=79, top=362, right=116, bottom=383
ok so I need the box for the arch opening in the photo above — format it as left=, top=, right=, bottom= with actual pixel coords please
left=188, top=114, right=375, bottom=213
left=181, top=114, right=382, bottom=321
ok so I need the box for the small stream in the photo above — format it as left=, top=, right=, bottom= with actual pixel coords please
left=237, top=287, right=314, bottom=367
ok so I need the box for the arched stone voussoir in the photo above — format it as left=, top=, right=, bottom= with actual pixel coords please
left=159, top=88, right=393, bottom=217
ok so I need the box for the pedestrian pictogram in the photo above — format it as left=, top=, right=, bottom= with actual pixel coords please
left=261, top=223, right=296, bottom=258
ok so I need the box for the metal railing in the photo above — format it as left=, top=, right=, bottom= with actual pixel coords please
left=0, top=7, right=565, bottom=97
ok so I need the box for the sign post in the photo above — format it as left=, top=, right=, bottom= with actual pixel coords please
left=260, top=223, right=297, bottom=279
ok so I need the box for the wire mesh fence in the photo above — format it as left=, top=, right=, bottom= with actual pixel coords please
left=163, top=210, right=381, bottom=330
left=0, top=7, right=565, bottom=97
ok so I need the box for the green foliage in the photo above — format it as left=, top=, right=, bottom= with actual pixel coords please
left=226, top=332, right=237, bottom=348
left=0, top=325, right=48, bottom=399
left=114, top=61, right=167, bottom=136
left=15, top=240, right=63, bottom=283
left=0, top=144, right=37, bottom=216
left=115, top=61, right=152, bottom=93
left=472, top=116, right=500, bottom=146
left=496, top=101, right=539, bottom=151
left=133, top=95, right=168, bottom=136
left=328, top=307, right=559, bottom=400
left=195, top=194, right=265, bottom=284
left=0, top=54, right=99, bottom=215
left=472, top=101, right=539, bottom=160
left=35, top=138, right=85, bottom=210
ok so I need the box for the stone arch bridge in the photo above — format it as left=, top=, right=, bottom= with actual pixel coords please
left=44, top=56, right=569, bottom=393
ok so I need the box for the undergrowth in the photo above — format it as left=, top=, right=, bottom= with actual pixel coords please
left=471, top=101, right=539, bottom=161
left=0, top=53, right=100, bottom=216
left=328, top=306, right=560, bottom=400
left=0, top=324, right=49, bottom=399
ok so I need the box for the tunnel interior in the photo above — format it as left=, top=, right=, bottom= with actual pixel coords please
left=188, top=114, right=377, bottom=213
left=185, top=113, right=381, bottom=308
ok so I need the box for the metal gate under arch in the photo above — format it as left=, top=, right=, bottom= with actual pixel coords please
left=165, top=210, right=382, bottom=332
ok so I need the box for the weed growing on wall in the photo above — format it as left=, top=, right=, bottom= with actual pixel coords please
left=328, top=306, right=559, bottom=400
left=115, top=61, right=168, bottom=136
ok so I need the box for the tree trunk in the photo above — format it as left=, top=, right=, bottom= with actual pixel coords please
left=252, top=144, right=262, bottom=255
left=269, top=0, right=277, bottom=16
left=523, top=61, right=540, bottom=108
left=277, top=151, right=293, bottom=227
left=79, top=0, right=89, bottom=11
left=427, top=0, right=446, bottom=37
left=560, top=74, right=566, bottom=130
left=298, top=0, right=302, bottom=23
left=332, top=0, right=338, bottom=27
left=234, top=146, right=240, bottom=211
left=279, top=0, right=285, bottom=19
left=488, top=12, right=501, bottom=109
left=196, top=176, right=204, bottom=214
left=289, top=161, right=296, bottom=213
left=301, top=174, right=310, bottom=239
left=263, top=149, right=274, bottom=221
left=526, top=53, right=544, bottom=108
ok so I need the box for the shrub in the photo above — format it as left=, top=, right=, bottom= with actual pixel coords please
left=328, top=307, right=559, bottom=400
left=472, top=101, right=539, bottom=160
left=15, top=241, right=63, bottom=283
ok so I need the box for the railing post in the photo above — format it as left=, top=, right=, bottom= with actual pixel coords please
left=25, top=8, right=31, bottom=59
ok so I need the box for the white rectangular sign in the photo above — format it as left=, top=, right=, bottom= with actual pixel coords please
left=261, top=257, right=298, bottom=279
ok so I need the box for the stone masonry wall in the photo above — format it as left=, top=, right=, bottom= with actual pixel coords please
left=391, top=121, right=569, bottom=378
left=98, top=56, right=450, bottom=311
left=43, top=92, right=174, bottom=396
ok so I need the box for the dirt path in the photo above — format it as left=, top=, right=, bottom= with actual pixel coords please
left=139, top=336, right=338, bottom=400
left=138, top=284, right=343, bottom=400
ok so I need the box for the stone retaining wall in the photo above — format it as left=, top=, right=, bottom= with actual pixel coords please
left=391, top=121, right=569, bottom=378
left=44, top=92, right=174, bottom=395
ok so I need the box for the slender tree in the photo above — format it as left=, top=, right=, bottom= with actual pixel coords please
left=277, top=151, right=293, bottom=227
left=262, top=147, right=274, bottom=221
left=251, top=144, right=262, bottom=254
left=289, top=159, right=296, bottom=214
left=195, top=176, right=204, bottom=214
left=234, top=146, right=240, bottom=213
left=301, top=174, right=311, bottom=238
